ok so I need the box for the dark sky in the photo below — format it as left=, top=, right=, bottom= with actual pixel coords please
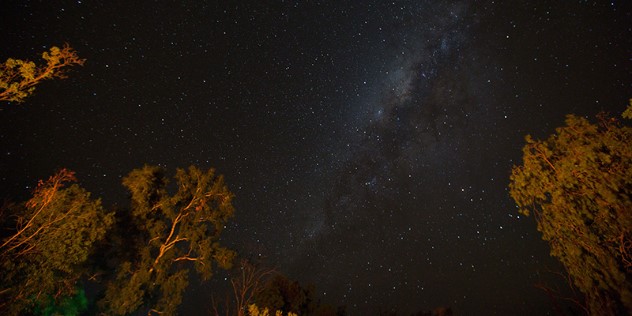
left=0, top=1, right=630, bottom=315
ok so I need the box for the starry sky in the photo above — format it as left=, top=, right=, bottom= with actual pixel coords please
left=0, top=1, right=630, bottom=315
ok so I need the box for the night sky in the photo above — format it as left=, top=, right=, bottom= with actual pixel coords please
left=0, top=1, right=630, bottom=315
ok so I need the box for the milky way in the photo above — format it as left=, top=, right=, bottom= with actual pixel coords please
left=284, top=3, right=503, bottom=311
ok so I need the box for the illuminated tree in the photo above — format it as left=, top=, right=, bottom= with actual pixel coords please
left=212, top=259, right=277, bottom=316
left=0, top=169, right=114, bottom=316
left=247, top=304, right=298, bottom=316
left=99, top=165, right=236, bottom=315
left=509, top=103, right=632, bottom=315
left=0, top=43, right=85, bottom=103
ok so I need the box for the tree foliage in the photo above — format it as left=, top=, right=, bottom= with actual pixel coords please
left=0, top=43, right=85, bottom=103
left=509, top=103, right=632, bottom=315
left=0, top=165, right=237, bottom=315
left=255, top=274, right=311, bottom=314
left=0, top=169, right=113, bottom=315
left=99, top=165, right=236, bottom=315
left=31, top=287, right=88, bottom=316
left=254, top=274, right=346, bottom=316
left=247, top=303, right=298, bottom=316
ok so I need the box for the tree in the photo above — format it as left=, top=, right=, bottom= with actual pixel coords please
left=0, top=43, right=85, bottom=103
left=509, top=103, right=632, bottom=315
left=254, top=274, right=346, bottom=316
left=247, top=304, right=298, bottom=316
left=0, top=169, right=114, bottom=316
left=255, top=274, right=310, bottom=314
left=212, top=259, right=277, bottom=316
left=99, top=165, right=236, bottom=315
left=31, top=287, right=88, bottom=316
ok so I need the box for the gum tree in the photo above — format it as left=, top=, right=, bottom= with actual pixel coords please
left=99, top=165, right=236, bottom=315
left=0, top=170, right=114, bottom=315
left=510, top=103, right=632, bottom=315
left=0, top=44, right=85, bottom=103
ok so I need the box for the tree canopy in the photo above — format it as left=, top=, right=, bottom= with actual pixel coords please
left=0, top=169, right=113, bottom=315
left=0, top=165, right=237, bottom=316
left=99, top=165, right=236, bottom=315
left=509, top=102, right=632, bottom=315
left=0, top=44, right=85, bottom=103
